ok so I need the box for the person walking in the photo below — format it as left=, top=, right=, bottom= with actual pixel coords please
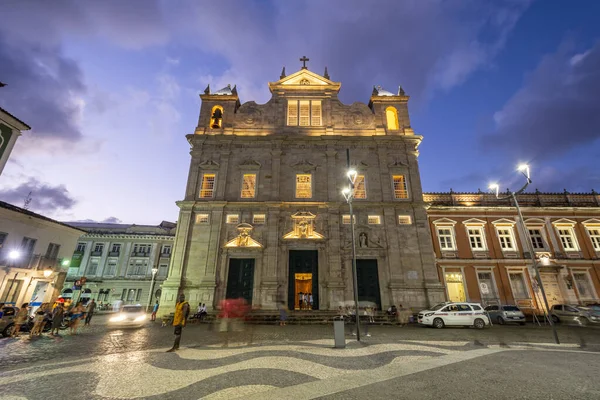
left=70, top=301, right=84, bottom=335
left=11, top=303, right=29, bottom=338
left=278, top=301, right=288, bottom=326
left=51, top=304, right=64, bottom=335
left=85, top=299, right=96, bottom=326
left=151, top=301, right=159, bottom=321
left=30, top=303, right=48, bottom=337
left=308, top=293, right=313, bottom=310
left=166, top=293, right=190, bottom=352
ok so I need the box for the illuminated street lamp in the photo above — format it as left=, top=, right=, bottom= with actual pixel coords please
left=43, top=268, right=53, bottom=278
left=146, top=266, right=159, bottom=312
left=342, top=149, right=361, bottom=341
left=489, top=164, right=559, bottom=344
left=8, top=250, right=20, bottom=260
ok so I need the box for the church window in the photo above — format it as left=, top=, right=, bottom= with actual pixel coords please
left=241, top=174, right=257, bottom=198
left=398, top=215, right=412, bottom=225
left=392, top=175, right=408, bottom=199
left=368, top=215, right=381, bottom=225
left=354, top=175, right=366, bottom=199
left=252, top=214, right=266, bottom=224
left=226, top=214, right=239, bottom=224
left=210, top=105, right=224, bottom=129
left=196, top=214, right=209, bottom=224
left=287, top=100, right=322, bottom=126
left=342, top=215, right=356, bottom=224
left=386, top=107, right=399, bottom=130
left=199, top=173, right=216, bottom=198
left=295, top=174, right=312, bottom=198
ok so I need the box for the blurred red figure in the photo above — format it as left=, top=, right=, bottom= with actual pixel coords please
left=218, top=298, right=250, bottom=347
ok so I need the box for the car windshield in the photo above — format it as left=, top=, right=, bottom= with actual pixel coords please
left=502, top=306, right=520, bottom=311
left=123, top=306, right=143, bottom=313
left=430, top=303, right=447, bottom=311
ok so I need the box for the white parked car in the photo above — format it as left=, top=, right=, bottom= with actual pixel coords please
left=418, top=302, right=490, bottom=329
left=108, top=305, right=147, bottom=328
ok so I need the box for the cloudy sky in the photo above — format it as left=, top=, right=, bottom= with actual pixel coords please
left=1, top=0, right=600, bottom=224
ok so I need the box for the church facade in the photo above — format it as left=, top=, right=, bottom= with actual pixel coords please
left=159, top=62, right=445, bottom=314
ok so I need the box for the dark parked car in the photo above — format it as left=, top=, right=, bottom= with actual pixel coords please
left=484, top=305, right=526, bottom=325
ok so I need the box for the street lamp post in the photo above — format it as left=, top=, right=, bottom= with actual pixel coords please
left=489, top=164, right=560, bottom=344
left=342, top=149, right=361, bottom=341
left=146, top=267, right=159, bottom=312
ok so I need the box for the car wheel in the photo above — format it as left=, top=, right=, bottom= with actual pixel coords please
left=496, top=316, right=505, bottom=325
left=2, top=324, right=14, bottom=337
left=551, top=315, right=560, bottom=324
left=579, top=317, right=589, bottom=326
left=473, top=318, right=485, bottom=329
left=433, top=318, right=445, bottom=329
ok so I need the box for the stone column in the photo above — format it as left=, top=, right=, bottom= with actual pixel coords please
left=271, top=149, right=282, bottom=199
left=260, top=207, right=280, bottom=309
left=326, top=206, right=344, bottom=309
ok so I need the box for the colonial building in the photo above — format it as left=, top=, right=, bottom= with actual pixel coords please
left=62, top=221, right=175, bottom=306
left=0, top=201, right=83, bottom=307
left=426, top=191, right=600, bottom=313
left=160, top=61, right=445, bottom=315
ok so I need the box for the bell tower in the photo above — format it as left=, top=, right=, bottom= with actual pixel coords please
left=196, top=84, right=240, bottom=134
left=368, top=86, right=413, bottom=135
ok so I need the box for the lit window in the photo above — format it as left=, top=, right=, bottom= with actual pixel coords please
left=226, top=214, right=239, bottom=224
left=200, top=173, right=216, bottom=198
left=354, top=175, right=366, bottom=199
left=241, top=174, right=256, bottom=198
left=398, top=216, right=412, bottom=225
left=295, top=174, right=312, bottom=198
left=437, top=228, right=456, bottom=250
left=528, top=229, right=545, bottom=249
left=496, top=227, right=515, bottom=251
left=196, top=214, right=209, bottom=224
left=287, top=100, right=322, bottom=126
left=368, top=215, right=381, bottom=225
left=253, top=214, right=266, bottom=224
left=287, top=101, right=298, bottom=126
left=392, top=175, right=408, bottom=199
left=311, top=101, right=322, bottom=126
left=386, top=107, right=399, bottom=130
left=587, top=228, right=600, bottom=251
left=467, top=227, right=485, bottom=250
left=556, top=227, right=578, bottom=250
left=76, top=242, right=86, bottom=253
left=299, top=100, right=310, bottom=126
left=342, top=215, right=356, bottom=224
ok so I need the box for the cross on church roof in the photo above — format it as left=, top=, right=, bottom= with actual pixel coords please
left=300, top=56, right=309, bottom=69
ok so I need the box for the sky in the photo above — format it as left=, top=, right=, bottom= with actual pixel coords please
left=1, top=0, right=600, bottom=224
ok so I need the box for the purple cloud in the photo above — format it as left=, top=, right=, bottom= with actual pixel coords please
left=0, top=178, right=77, bottom=212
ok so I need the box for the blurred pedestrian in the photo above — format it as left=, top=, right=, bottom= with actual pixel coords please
left=151, top=301, right=159, bottom=321
left=85, top=299, right=96, bottom=326
left=11, top=303, right=29, bottom=338
left=308, top=293, right=313, bottom=310
left=30, top=303, right=48, bottom=337
left=278, top=301, right=288, bottom=326
left=51, top=304, right=64, bottom=335
left=70, top=301, right=85, bottom=335
left=298, top=292, right=304, bottom=310
left=167, top=293, right=190, bottom=352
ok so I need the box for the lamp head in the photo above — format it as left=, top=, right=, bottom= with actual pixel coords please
left=152, top=267, right=158, bottom=275
left=517, top=164, right=529, bottom=172
left=488, top=183, right=499, bottom=191
left=43, top=268, right=53, bottom=278
left=341, top=187, right=352, bottom=201
left=8, top=250, right=20, bottom=260
left=61, top=259, right=70, bottom=267
left=347, top=169, right=358, bottom=184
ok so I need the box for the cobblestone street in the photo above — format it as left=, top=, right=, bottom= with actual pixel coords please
left=1, top=315, right=600, bottom=399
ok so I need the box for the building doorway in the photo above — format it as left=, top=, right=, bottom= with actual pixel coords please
left=288, top=250, right=318, bottom=310
left=226, top=258, right=255, bottom=305
left=294, top=273, right=313, bottom=310
left=444, top=272, right=466, bottom=302
left=540, top=273, right=563, bottom=307
left=357, top=259, right=381, bottom=310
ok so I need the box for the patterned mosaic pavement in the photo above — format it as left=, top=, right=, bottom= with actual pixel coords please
left=1, top=336, right=596, bottom=400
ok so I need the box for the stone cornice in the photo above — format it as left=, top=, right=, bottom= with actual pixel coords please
left=81, top=233, right=174, bottom=240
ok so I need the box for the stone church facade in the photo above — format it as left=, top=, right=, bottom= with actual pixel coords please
left=159, top=63, right=445, bottom=315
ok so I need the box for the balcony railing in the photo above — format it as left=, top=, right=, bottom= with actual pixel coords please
left=90, top=251, right=103, bottom=256
left=131, top=252, right=150, bottom=257
left=108, top=251, right=120, bottom=257
left=4, top=254, right=64, bottom=271
left=159, top=252, right=171, bottom=258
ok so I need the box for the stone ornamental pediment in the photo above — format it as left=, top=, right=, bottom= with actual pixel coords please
left=283, top=211, right=324, bottom=240
left=199, top=160, right=220, bottom=170
left=290, top=160, right=317, bottom=172
left=239, top=159, right=262, bottom=170
left=224, top=223, right=263, bottom=248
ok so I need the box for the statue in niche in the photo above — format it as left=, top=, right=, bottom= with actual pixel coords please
left=298, top=220, right=309, bottom=238
left=359, top=232, right=368, bottom=248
